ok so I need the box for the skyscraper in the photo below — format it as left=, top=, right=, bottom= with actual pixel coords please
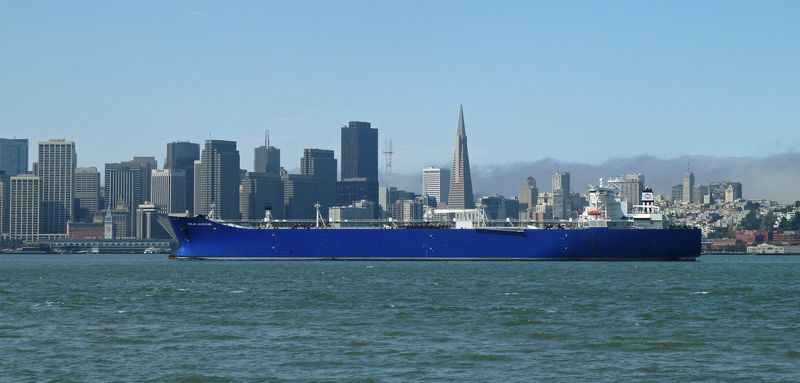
left=129, top=156, right=158, bottom=202
left=682, top=170, right=695, bottom=204
left=10, top=174, right=39, bottom=242
left=165, top=141, right=199, bottom=214
left=422, top=167, right=451, bottom=206
left=339, top=121, right=379, bottom=214
left=193, top=160, right=202, bottom=216
left=447, top=106, right=475, bottom=209
left=239, top=171, right=285, bottom=220
left=254, top=133, right=281, bottom=174
left=105, top=162, right=143, bottom=238
left=38, top=139, right=76, bottom=235
left=74, top=167, right=100, bottom=222
left=0, top=174, right=9, bottom=234
left=283, top=174, right=318, bottom=219
left=0, top=138, right=28, bottom=176
left=199, top=140, right=240, bottom=220
left=301, top=148, right=337, bottom=219
left=518, top=177, right=538, bottom=211
left=552, top=171, right=571, bottom=220
left=151, top=169, right=187, bottom=214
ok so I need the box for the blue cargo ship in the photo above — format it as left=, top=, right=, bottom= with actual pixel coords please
left=168, top=216, right=699, bottom=261
left=167, top=185, right=700, bottom=261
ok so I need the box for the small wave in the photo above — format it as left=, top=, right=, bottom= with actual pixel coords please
left=503, top=292, right=519, bottom=296
left=117, top=310, right=127, bottom=314
left=177, top=288, right=190, bottom=292
left=230, top=290, right=244, bottom=294
left=691, top=291, right=711, bottom=295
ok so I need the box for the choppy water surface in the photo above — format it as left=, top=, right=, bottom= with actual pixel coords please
left=1, top=255, right=799, bottom=382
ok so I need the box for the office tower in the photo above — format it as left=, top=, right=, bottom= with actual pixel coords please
left=239, top=171, right=285, bottom=220
left=0, top=138, right=28, bottom=176
left=606, top=173, right=645, bottom=207
left=378, top=186, right=398, bottom=216
left=0, top=174, right=8, bottom=234
left=199, top=140, right=240, bottom=219
left=478, top=195, right=520, bottom=221
left=10, top=174, right=39, bottom=242
left=74, top=167, right=100, bottom=222
left=447, top=106, right=475, bottom=209
left=518, top=177, right=538, bottom=211
left=672, top=185, right=683, bottom=203
left=37, top=139, right=76, bottom=235
left=422, top=167, right=451, bottom=206
left=341, top=121, right=378, bottom=181
left=710, top=181, right=743, bottom=203
left=682, top=170, right=695, bottom=204
left=692, top=185, right=709, bottom=206
left=105, top=162, right=143, bottom=238
left=128, top=157, right=157, bottom=202
left=552, top=171, right=571, bottom=220
left=283, top=174, right=318, bottom=219
left=301, top=149, right=337, bottom=219
left=151, top=169, right=187, bottom=214
left=193, top=160, right=202, bottom=216
left=254, top=133, right=281, bottom=174
left=166, top=141, right=200, bottom=214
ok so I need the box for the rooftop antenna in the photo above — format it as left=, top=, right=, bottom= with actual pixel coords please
left=265, top=129, right=270, bottom=148
left=383, top=139, right=394, bottom=174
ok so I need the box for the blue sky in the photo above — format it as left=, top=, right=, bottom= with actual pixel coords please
left=1, top=1, right=798, bottom=173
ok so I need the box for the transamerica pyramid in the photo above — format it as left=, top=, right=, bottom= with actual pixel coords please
left=447, top=105, right=475, bottom=209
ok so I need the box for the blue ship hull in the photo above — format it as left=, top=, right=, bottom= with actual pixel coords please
left=168, top=217, right=700, bottom=261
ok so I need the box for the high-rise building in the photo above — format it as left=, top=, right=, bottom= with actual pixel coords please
left=151, top=169, right=187, bottom=214
left=0, top=174, right=8, bottom=234
left=341, top=121, right=378, bottom=181
left=166, top=141, right=200, bottom=214
left=128, top=157, right=157, bottom=202
left=422, top=167, right=451, bottom=206
left=447, top=106, right=475, bottom=209
left=283, top=174, right=318, bottom=219
left=552, top=171, right=571, bottom=220
left=254, top=133, right=281, bottom=174
left=336, top=178, right=380, bottom=217
left=74, top=167, right=100, bottom=222
left=518, top=177, right=538, bottom=211
left=301, top=149, right=337, bottom=219
left=199, top=140, right=240, bottom=220
left=9, top=174, right=39, bottom=242
left=104, top=162, right=143, bottom=238
left=239, top=171, right=285, bottom=221
left=37, top=139, right=76, bottom=235
left=710, top=181, right=742, bottom=203
left=0, top=138, right=28, bottom=176
left=193, top=160, right=202, bottom=216
left=607, top=173, right=645, bottom=208
left=672, top=184, right=683, bottom=203
left=682, top=170, right=695, bottom=204
left=478, top=195, right=520, bottom=221
left=692, top=185, right=709, bottom=206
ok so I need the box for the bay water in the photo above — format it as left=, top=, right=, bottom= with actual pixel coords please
left=1, top=254, right=799, bottom=382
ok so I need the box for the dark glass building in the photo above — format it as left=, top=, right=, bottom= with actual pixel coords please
left=165, top=141, right=200, bottom=214
left=301, top=149, right=337, bottom=219
left=340, top=121, right=378, bottom=181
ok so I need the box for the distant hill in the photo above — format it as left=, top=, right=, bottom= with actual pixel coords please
left=380, top=152, right=800, bottom=203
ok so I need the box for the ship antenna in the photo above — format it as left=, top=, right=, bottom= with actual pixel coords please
left=314, top=202, right=327, bottom=228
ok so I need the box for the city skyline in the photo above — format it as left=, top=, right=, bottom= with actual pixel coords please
left=1, top=2, right=798, bottom=173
